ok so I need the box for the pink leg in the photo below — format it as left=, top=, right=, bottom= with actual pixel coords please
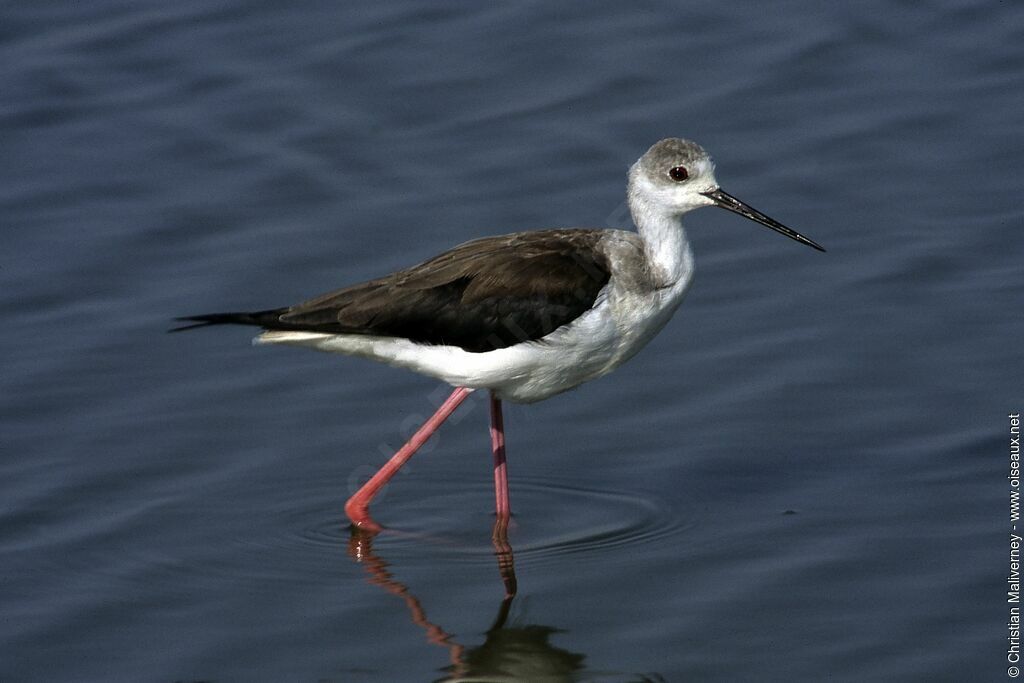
left=489, top=391, right=511, bottom=521
left=346, top=387, right=473, bottom=531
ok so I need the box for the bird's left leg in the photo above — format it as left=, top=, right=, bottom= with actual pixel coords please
left=489, top=391, right=511, bottom=524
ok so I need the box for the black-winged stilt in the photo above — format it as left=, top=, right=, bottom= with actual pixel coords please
left=174, top=138, right=824, bottom=532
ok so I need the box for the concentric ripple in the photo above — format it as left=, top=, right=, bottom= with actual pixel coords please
left=283, top=473, right=700, bottom=569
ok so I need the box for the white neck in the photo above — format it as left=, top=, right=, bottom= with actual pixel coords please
left=627, top=173, right=694, bottom=286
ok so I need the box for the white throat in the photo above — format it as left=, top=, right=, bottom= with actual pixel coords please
left=627, top=171, right=694, bottom=286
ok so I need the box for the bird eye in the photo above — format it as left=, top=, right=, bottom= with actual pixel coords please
left=668, top=166, right=689, bottom=181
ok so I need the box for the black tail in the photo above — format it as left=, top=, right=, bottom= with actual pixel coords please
left=169, top=308, right=288, bottom=333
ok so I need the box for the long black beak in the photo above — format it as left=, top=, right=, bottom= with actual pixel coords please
left=701, top=188, right=825, bottom=252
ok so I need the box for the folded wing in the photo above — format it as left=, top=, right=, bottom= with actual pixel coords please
left=175, top=230, right=611, bottom=353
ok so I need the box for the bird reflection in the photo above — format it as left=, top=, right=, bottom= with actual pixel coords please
left=347, top=520, right=664, bottom=682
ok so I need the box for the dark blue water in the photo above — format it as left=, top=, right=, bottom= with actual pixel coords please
left=2, top=1, right=1021, bottom=680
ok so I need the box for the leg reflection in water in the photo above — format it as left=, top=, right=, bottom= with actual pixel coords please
left=347, top=520, right=600, bottom=682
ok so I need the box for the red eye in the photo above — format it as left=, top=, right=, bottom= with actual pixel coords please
left=669, top=166, right=689, bottom=181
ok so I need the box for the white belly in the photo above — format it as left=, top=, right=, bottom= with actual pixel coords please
left=255, top=273, right=693, bottom=404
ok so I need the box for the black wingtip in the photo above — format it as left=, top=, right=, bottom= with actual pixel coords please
left=168, top=314, right=234, bottom=333
left=168, top=317, right=219, bottom=333
left=168, top=310, right=285, bottom=334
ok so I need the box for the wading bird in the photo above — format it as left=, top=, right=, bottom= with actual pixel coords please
left=175, top=138, right=823, bottom=532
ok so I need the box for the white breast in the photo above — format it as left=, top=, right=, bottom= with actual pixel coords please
left=256, top=231, right=695, bottom=403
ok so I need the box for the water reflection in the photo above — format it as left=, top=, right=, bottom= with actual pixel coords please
left=347, top=522, right=664, bottom=682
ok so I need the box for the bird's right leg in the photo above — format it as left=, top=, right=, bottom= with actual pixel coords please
left=345, top=387, right=473, bottom=531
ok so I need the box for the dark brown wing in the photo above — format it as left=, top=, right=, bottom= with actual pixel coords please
left=279, top=230, right=610, bottom=352
left=174, top=230, right=612, bottom=353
